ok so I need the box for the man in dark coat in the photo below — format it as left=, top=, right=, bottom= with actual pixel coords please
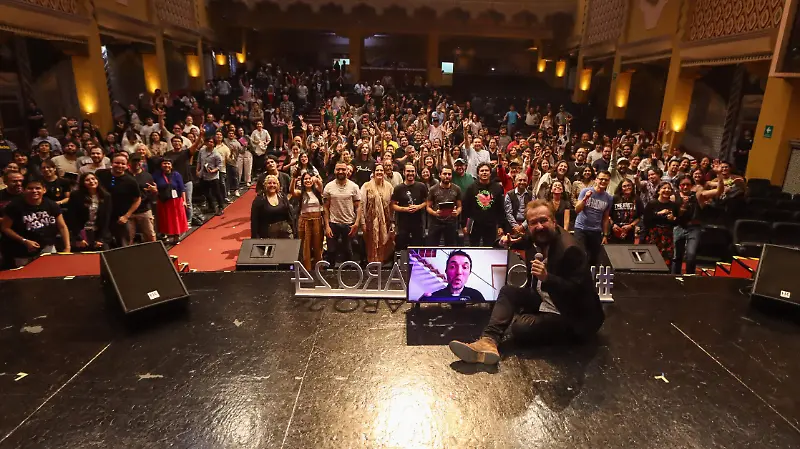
left=449, top=199, right=605, bottom=365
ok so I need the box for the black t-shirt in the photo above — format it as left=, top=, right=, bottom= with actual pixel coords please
left=391, top=181, right=428, bottom=229
left=427, top=183, right=462, bottom=224
left=675, top=192, right=700, bottom=226
left=610, top=196, right=642, bottom=227
left=131, top=170, right=156, bottom=213
left=352, top=158, right=376, bottom=187
left=43, top=178, right=71, bottom=203
left=463, top=181, right=505, bottom=227
left=0, top=189, right=21, bottom=218
left=251, top=194, right=291, bottom=238
left=644, top=200, right=680, bottom=229
left=568, top=161, right=588, bottom=182
left=95, top=169, right=141, bottom=219
left=164, top=149, right=192, bottom=183
left=3, top=197, right=62, bottom=257
left=553, top=198, right=574, bottom=229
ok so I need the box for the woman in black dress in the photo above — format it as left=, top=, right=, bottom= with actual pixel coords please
left=251, top=174, right=293, bottom=238
left=547, top=179, right=572, bottom=230
left=65, top=172, right=111, bottom=251
left=609, top=178, right=643, bottom=244
left=644, top=181, right=679, bottom=262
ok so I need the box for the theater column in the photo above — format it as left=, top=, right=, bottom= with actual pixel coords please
left=606, top=52, right=632, bottom=119
left=142, top=34, right=169, bottom=94
left=745, top=77, right=800, bottom=185
left=659, top=48, right=695, bottom=149
left=572, top=56, right=591, bottom=104
left=71, top=23, right=113, bottom=133
left=348, top=33, right=363, bottom=82
left=236, top=28, right=247, bottom=74
left=553, top=60, right=568, bottom=89
left=186, top=39, right=206, bottom=92
left=215, top=53, right=231, bottom=79
left=427, top=33, right=441, bottom=86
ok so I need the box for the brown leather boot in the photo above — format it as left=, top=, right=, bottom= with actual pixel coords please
left=449, top=337, right=500, bottom=364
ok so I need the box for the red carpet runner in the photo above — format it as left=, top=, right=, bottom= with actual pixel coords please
left=168, top=187, right=255, bottom=272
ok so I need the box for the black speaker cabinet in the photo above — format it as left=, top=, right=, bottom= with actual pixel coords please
left=100, top=241, right=189, bottom=313
left=752, top=244, right=800, bottom=306
left=236, top=238, right=300, bottom=270
left=600, top=244, right=670, bottom=273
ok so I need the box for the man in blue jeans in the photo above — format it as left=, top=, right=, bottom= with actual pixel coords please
left=574, top=170, right=613, bottom=267
left=323, top=162, right=362, bottom=265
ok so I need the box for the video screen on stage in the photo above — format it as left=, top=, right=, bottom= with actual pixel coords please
left=407, top=248, right=509, bottom=303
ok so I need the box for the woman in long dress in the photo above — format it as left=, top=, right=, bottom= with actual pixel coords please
left=291, top=171, right=325, bottom=270
left=644, top=182, right=679, bottom=262
left=154, top=159, right=188, bottom=243
left=359, top=164, right=394, bottom=263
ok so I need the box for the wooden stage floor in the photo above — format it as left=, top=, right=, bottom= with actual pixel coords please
left=1, top=272, right=799, bottom=448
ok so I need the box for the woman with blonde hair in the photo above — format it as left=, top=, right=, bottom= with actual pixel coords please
left=251, top=174, right=293, bottom=238
left=359, top=164, right=394, bottom=263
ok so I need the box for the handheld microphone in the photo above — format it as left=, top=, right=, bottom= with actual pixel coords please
left=533, top=244, right=543, bottom=263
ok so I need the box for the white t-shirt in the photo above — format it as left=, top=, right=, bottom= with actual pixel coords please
left=536, top=258, right=560, bottom=315
left=323, top=179, right=361, bottom=224
left=332, top=95, right=346, bottom=110
left=140, top=123, right=160, bottom=144
left=52, top=155, right=79, bottom=177
left=300, top=191, right=323, bottom=214
left=586, top=149, right=604, bottom=166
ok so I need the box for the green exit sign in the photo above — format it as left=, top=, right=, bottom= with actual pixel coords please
left=764, top=125, right=774, bottom=138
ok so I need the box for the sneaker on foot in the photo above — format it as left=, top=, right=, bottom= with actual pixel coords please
left=449, top=337, right=500, bottom=364
left=234, top=191, right=241, bottom=197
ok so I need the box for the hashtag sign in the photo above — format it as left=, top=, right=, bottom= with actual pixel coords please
left=591, top=265, right=614, bottom=303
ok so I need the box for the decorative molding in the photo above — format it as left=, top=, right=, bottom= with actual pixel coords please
left=227, top=0, right=575, bottom=22
left=621, top=51, right=672, bottom=65
left=584, top=0, right=627, bottom=46
left=156, top=0, right=198, bottom=30
left=681, top=53, right=773, bottom=67
left=13, top=0, right=78, bottom=14
left=681, top=27, right=778, bottom=63
left=0, top=22, right=86, bottom=43
left=97, top=26, right=156, bottom=45
left=96, top=6, right=155, bottom=30
left=686, top=0, right=784, bottom=43
left=2, top=0, right=89, bottom=21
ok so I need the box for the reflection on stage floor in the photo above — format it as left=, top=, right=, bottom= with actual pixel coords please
left=1, top=272, right=799, bottom=448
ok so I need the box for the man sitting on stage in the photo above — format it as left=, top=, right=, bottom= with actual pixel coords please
left=422, top=250, right=486, bottom=302
left=449, top=199, right=605, bottom=365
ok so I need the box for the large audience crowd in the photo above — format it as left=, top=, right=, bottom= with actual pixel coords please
left=0, top=61, right=747, bottom=274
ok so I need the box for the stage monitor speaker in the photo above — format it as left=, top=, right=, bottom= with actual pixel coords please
left=236, top=238, right=300, bottom=270
left=600, top=244, right=670, bottom=273
left=752, top=244, right=800, bottom=306
left=100, top=241, right=189, bottom=314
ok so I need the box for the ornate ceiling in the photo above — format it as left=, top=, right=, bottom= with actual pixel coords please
left=220, top=0, right=576, bottom=19
left=209, top=0, right=575, bottom=42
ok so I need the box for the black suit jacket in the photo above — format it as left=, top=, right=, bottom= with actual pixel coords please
left=65, top=191, right=112, bottom=246
left=512, top=227, right=605, bottom=337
